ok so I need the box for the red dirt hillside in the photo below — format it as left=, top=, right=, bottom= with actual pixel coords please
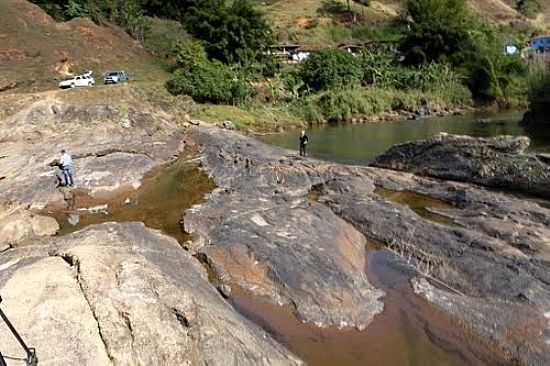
left=0, top=0, right=156, bottom=92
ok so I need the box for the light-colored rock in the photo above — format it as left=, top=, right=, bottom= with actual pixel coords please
left=0, top=257, right=111, bottom=365
left=0, top=208, right=59, bottom=247
left=0, top=223, right=303, bottom=366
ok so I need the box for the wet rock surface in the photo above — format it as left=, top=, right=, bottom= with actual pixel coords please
left=0, top=222, right=302, bottom=366
left=372, top=133, right=550, bottom=199
left=186, top=126, right=550, bottom=365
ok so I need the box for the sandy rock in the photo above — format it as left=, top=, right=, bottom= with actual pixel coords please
left=0, top=208, right=59, bottom=246
left=0, top=223, right=302, bottom=366
left=0, top=256, right=111, bottom=365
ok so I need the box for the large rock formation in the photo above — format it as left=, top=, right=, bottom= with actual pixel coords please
left=185, top=126, right=550, bottom=365
left=0, top=88, right=306, bottom=365
left=0, top=86, right=187, bottom=245
left=371, top=133, right=550, bottom=199
left=184, top=128, right=384, bottom=329
left=0, top=223, right=302, bottom=365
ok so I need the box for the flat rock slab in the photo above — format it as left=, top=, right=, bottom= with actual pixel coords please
left=0, top=222, right=302, bottom=366
left=372, top=133, right=550, bottom=199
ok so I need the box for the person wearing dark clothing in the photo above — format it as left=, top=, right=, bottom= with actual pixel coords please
left=299, top=130, right=309, bottom=156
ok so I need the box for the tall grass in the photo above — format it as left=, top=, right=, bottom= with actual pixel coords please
left=291, top=86, right=472, bottom=123
left=528, top=67, right=550, bottom=105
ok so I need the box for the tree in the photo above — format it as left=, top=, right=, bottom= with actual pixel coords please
left=185, top=0, right=273, bottom=64
left=173, top=40, right=207, bottom=70
left=166, top=60, right=254, bottom=104
left=465, top=29, right=527, bottom=103
left=299, top=48, right=363, bottom=91
left=400, top=0, right=475, bottom=66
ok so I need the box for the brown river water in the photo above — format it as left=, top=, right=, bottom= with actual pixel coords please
left=43, top=135, right=515, bottom=365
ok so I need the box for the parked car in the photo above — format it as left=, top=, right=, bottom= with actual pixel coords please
left=58, top=73, right=95, bottom=89
left=104, top=71, right=129, bottom=84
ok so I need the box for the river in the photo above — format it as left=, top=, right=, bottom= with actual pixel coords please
left=260, top=111, right=550, bottom=165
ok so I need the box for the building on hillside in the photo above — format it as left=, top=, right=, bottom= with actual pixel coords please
left=503, top=43, right=519, bottom=56
left=529, top=36, right=550, bottom=53
left=338, top=41, right=369, bottom=55
left=266, top=44, right=315, bottom=63
left=291, top=46, right=315, bottom=63
left=267, top=44, right=301, bottom=62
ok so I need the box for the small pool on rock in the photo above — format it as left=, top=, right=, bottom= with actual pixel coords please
left=43, top=157, right=215, bottom=244
left=374, top=187, right=456, bottom=226
left=229, top=240, right=505, bottom=366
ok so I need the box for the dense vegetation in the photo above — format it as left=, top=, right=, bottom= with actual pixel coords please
left=30, top=0, right=539, bottom=128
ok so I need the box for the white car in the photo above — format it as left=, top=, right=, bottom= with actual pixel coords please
left=58, top=73, right=95, bottom=89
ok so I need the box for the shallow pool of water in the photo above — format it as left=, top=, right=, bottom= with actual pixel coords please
left=374, top=187, right=456, bottom=226
left=261, top=111, right=550, bottom=165
left=230, top=240, right=503, bottom=366
left=43, top=157, right=215, bottom=243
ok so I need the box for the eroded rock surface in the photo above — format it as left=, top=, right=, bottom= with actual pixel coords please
left=185, top=127, right=384, bottom=329
left=186, top=127, right=550, bottom=365
left=372, top=133, right=550, bottom=199
left=0, top=223, right=302, bottom=366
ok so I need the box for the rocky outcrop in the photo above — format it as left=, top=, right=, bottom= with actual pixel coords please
left=0, top=87, right=186, bottom=244
left=0, top=222, right=302, bottom=365
left=184, top=128, right=384, bottom=330
left=185, top=126, right=550, bottom=365
left=372, top=133, right=550, bottom=199
left=0, top=203, right=59, bottom=248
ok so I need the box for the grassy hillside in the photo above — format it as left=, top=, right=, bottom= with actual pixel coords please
left=0, top=0, right=167, bottom=92
left=259, top=0, right=550, bottom=47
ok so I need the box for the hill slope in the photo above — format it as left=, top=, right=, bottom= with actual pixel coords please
left=261, top=0, right=550, bottom=46
left=0, top=0, right=164, bottom=92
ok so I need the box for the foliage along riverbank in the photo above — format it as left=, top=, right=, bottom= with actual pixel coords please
left=161, top=0, right=530, bottom=131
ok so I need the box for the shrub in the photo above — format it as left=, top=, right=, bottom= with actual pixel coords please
left=299, top=48, right=363, bottom=91
left=173, top=40, right=207, bottom=70
left=166, top=60, right=254, bottom=104
left=291, top=86, right=471, bottom=123
left=464, top=29, right=528, bottom=103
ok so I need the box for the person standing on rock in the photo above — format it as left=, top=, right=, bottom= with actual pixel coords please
left=60, top=149, right=74, bottom=187
left=299, top=130, right=309, bottom=157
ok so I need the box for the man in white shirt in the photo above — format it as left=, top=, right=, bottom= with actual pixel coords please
left=60, top=149, right=74, bottom=187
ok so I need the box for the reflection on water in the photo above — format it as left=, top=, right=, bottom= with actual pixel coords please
left=43, top=158, right=215, bottom=243
left=230, top=241, right=502, bottom=366
left=261, top=111, right=550, bottom=165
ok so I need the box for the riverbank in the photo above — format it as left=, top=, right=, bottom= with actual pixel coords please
left=193, top=87, right=474, bottom=134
